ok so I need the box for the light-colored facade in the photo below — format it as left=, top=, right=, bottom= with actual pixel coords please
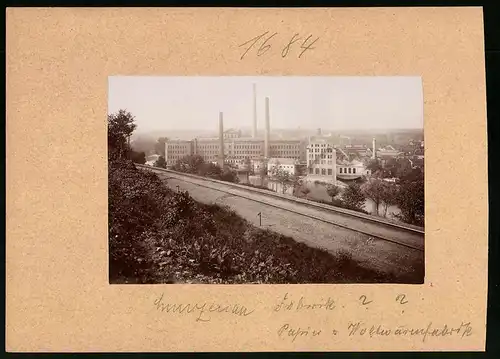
left=194, top=138, right=222, bottom=164
left=336, top=160, right=370, bottom=180
left=269, top=140, right=303, bottom=161
left=223, top=128, right=242, bottom=139
left=306, top=136, right=337, bottom=182
left=165, top=140, right=194, bottom=166
left=267, top=158, right=297, bottom=176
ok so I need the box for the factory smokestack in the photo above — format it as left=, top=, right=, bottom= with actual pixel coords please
left=219, top=112, right=224, bottom=168
left=252, top=83, right=257, bottom=138
left=317, top=128, right=322, bottom=136
left=372, top=137, right=377, bottom=159
left=264, top=97, right=270, bottom=158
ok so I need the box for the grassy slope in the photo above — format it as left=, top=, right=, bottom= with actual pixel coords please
left=109, top=159, right=416, bottom=284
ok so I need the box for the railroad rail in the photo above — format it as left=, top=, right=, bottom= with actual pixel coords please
left=136, top=164, right=424, bottom=252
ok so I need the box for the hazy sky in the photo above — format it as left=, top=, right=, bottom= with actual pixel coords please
left=108, top=76, right=423, bottom=134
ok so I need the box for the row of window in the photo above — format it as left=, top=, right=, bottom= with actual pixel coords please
left=167, top=150, right=190, bottom=154
left=308, top=168, right=334, bottom=175
left=311, top=143, right=333, bottom=147
left=308, top=154, right=333, bottom=159
left=309, top=148, right=333, bottom=153
left=232, top=144, right=261, bottom=149
left=271, top=145, right=300, bottom=149
left=305, top=166, right=359, bottom=175
left=339, top=167, right=357, bottom=174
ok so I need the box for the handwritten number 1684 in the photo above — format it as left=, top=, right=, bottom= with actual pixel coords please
left=238, top=31, right=320, bottom=60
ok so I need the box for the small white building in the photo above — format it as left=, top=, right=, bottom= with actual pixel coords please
left=267, top=158, right=297, bottom=177
left=336, top=159, right=370, bottom=180
left=145, top=154, right=160, bottom=166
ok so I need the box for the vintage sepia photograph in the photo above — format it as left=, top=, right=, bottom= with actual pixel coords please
left=108, top=76, right=425, bottom=285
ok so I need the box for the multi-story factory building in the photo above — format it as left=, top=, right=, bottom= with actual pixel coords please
left=269, top=140, right=303, bottom=161
left=306, top=136, right=337, bottom=182
left=164, top=140, right=194, bottom=166
left=164, top=85, right=308, bottom=169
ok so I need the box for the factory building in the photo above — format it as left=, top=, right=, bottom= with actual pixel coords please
left=267, top=157, right=298, bottom=177
left=306, top=135, right=337, bottom=182
left=163, top=85, right=311, bottom=170
left=336, top=160, right=371, bottom=180
left=223, top=128, right=242, bottom=139
left=194, top=138, right=222, bottom=164
left=269, top=140, right=302, bottom=160
left=164, top=139, right=194, bottom=166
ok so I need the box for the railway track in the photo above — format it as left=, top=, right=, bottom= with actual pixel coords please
left=137, top=165, right=424, bottom=252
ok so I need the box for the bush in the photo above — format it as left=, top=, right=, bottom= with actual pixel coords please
left=108, top=158, right=403, bottom=284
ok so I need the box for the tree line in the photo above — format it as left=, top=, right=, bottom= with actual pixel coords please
left=155, top=154, right=240, bottom=184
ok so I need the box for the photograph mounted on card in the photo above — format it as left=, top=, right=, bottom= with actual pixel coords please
left=108, top=75, right=425, bottom=285
left=6, top=7, right=487, bottom=352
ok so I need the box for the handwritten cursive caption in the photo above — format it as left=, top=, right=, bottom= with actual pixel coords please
left=346, top=321, right=473, bottom=343
left=238, top=31, right=320, bottom=60
left=151, top=292, right=474, bottom=343
left=273, top=292, right=336, bottom=312
left=153, top=293, right=255, bottom=322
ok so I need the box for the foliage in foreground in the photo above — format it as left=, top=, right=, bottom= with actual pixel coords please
left=172, top=154, right=240, bottom=184
left=109, top=159, right=417, bottom=284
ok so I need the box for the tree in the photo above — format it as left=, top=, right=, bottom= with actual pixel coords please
left=400, top=167, right=423, bottom=183
left=384, top=158, right=400, bottom=178
left=270, top=161, right=293, bottom=194
left=220, top=167, right=239, bottom=183
left=301, top=187, right=311, bottom=199
left=154, top=137, right=169, bottom=157
left=108, top=109, right=136, bottom=159
left=366, top=159, right=382, bottom=174
left=361, top=178, right=386, bottom=215
left=173, top=155, right=205, bottom=174
left=380, top=183, right=398, bottom=218
left=131, top=151, right=146, bottom=165
left=291, top=176, right=304, bottom=197
left=203, top=162, right=223, bottom=178
left=154, top=156, right=167, bottom=168
left=326, top=184, right=341, bottom=202
left=243, top=157, right=253, bottom=182
left=395, top=179, right=424, bottom=226
left=341, top=182, right=366, bottom=212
